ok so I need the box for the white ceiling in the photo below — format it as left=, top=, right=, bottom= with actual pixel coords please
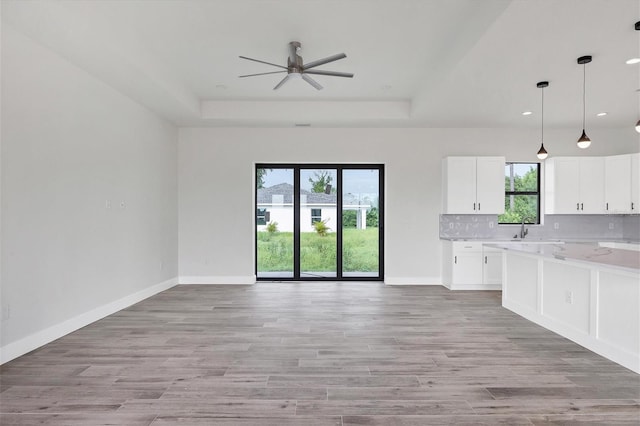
left=2, top=0, right=639, bottom=129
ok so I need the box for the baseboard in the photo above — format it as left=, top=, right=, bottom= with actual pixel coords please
left=0, top=277, right=178, bottom=365
left=448, top=283, right=502, bottom=291
left=384, top=276, right=442, bottom=285
left=179, top=275, right=256, bottom=285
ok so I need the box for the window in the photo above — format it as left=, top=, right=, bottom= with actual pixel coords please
left=499, top=163, right=540, bottom=224
left=256, top=208, right=268, bottom=225
left=311, top=208, right=322, bottom=224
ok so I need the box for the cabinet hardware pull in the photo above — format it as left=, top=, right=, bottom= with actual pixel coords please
left=473, top=203, right=476, bottom=211
left=484, top=256, right=487, bottom=264
left=454, top=256, right=457, bottom=264
left=581, top=203, right=584, bottom=210
left=606, top=202, right=608, bottom=210
left=478, top=203, right=481, bottom=211
left=577, top=203, right=580, bottom=210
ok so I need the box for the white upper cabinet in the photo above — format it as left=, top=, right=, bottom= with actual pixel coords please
left=442, top=156, right=505, bottom=214
left=605, top=154, right=632, bottom=213
left=545, top=157, right=605, bottom=214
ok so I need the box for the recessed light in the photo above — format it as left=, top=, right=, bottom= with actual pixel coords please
left=596, top=112, right=607, bottom=117
left=626, top=58, right=640, bottom=65
left=522, top=111, right=533, bottom=116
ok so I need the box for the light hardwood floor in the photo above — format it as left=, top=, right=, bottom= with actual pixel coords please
left=1, top=283, right=639, bottom=425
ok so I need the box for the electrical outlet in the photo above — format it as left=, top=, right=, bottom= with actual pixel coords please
left=554, top=223, right=559, bottom=230
left=565, top=291, right=573, bottom=304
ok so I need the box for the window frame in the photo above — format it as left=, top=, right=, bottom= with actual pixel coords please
left=499, top=162, right=541, bottom=225
left=310, top=208, right=322, bottom=225
left=256, top=208, right=267, bottom=225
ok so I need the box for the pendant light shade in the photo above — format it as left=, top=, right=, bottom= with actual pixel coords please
left=577, top=130, right=591, bottom=148
left=537, top=144, right=548, bottom=160
left=635, top=119, right=640, bottom=133
left=577, top=55, right=592, bottom=149
left=536, top=81, right=549, bottom=160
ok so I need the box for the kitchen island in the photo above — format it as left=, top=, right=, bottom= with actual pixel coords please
left=489, top=242, right=640, bottom=374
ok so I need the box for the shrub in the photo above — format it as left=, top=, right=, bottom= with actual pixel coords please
left=266, top=221, right=278, bottom=233
left=313, top=219, right=331, bottom=236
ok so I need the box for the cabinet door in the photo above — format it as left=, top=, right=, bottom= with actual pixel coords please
left=482, top=248, right=503, bottom=285
left=443, top=157, right=477, bottom=214
left=579, top=157, right=605, bottom=214
left=476, top=157, right=505, bottom=214
left=550, top=158, right=581, bottom=213
left=632, top=153, right=639, bottom=214
left=452, top=252, right=483, bottom=284
left=605, top=155, right=631, bottom=213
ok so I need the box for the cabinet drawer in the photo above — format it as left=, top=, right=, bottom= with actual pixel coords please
left=452, top=242, right=483, bottom=252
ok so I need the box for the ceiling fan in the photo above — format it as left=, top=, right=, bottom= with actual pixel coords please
left=239, top=41, right=354, bottom=90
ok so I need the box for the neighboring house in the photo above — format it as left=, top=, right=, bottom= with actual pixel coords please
left=257, top=183, right=370, bottom=232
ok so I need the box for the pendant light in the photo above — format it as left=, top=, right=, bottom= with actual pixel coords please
left=576, top=55, right=592, bottom=149
left=635, top=22, right=640, bottom=133
left=536, top=81, right=549, bottom=160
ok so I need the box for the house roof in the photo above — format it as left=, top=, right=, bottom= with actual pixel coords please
left=257, top=183, right=370, bottom=206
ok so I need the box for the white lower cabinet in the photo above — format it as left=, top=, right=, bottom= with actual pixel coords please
left=442, top=241, right=502, bottom=290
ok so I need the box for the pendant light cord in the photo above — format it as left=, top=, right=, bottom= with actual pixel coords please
left=541, top=85, right=544, bottom=143
left=582, top=63, right=586, bottom=130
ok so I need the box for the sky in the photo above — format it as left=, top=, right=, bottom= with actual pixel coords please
left=261, top=168, right=379, bottom=195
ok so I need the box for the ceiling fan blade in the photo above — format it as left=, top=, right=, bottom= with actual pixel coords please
left=303, top=53, right=347, bottom=70
left=239, top=71, right=287, bottom=78
left=301, top=74, right=323, bottom=90
left=304, top=70, right=354, bottom=78
left=273, top=74, right=293, bottom=90
left=239, top=56, right=288, bottom=70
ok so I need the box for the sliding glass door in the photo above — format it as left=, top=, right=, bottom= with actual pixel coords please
left=256, top=164, right=383, bottom=281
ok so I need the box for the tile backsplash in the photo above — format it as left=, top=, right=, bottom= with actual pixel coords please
left=440, top=214, right=640, bottom=242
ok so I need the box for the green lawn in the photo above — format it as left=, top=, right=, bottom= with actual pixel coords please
left=257, top=228, right=379, bottom=273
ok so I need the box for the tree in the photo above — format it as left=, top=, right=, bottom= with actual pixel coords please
left=366, top=207, right=379, bottom=227
left=257, top=168, right=271, bottom=189
left=500, top=165, right=538, bottom=223
left=308, top=171, right=334, bottom=194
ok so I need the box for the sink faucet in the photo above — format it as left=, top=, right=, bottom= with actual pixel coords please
left=520, top=216, right=534, bottom=239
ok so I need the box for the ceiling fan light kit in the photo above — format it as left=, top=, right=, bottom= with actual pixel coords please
left=239, top=41, right=354, bottom=90
left=576, top=55, right=592, bottom=149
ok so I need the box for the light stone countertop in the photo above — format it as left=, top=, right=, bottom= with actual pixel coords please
left=486, top=242, right=640, bottom=273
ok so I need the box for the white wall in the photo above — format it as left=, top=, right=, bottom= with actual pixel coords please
left=1, top=26, right=179, bottom=361
left=178, top=126, right=639, bottom=284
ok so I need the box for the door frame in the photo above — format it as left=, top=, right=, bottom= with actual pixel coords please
left=255, top=163, right=384, bottom=281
